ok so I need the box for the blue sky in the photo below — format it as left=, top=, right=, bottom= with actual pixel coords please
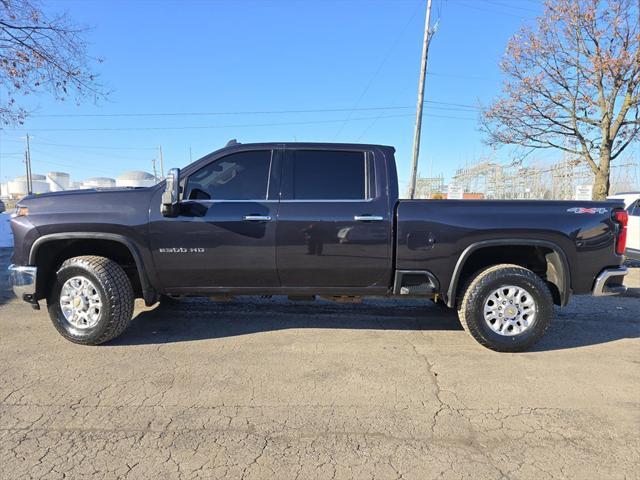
left=1, top=0, right=556, bottom=192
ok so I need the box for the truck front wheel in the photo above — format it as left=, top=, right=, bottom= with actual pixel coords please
left=458, top=264, right=553, bottom=352
left=47, top=255, right=135, bottom=345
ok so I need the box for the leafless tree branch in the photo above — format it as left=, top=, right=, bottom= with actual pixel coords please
left=0, top=0, right=106, bottom=124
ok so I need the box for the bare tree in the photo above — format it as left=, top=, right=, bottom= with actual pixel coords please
left=0, top=0, right=104, bottom=124
left=482, top=0, right=640, bottom=200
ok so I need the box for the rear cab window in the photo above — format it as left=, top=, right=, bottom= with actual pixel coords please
left=283, top=149, right=375, bottom=200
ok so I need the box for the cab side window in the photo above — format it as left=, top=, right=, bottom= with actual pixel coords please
left=627, top=200, right=639, bottom=216
left=185, top=150, right=272, bottom=201
left=289, top=150, right=374, bottom=200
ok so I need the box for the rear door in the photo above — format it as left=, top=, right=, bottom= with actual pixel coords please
left=276, top=147, right=392, bottom=290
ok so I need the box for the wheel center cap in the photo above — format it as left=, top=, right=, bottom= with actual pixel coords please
left=73, top=297, right=82, bottom=308
left=505, top=306, right=518, bottom=318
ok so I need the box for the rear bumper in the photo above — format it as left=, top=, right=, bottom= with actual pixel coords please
left=592, top=267, right=628, bottom=296
left=8, top=264, right=37, bottom=302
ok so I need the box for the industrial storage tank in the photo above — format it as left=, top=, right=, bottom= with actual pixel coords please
left=8, top=174, right=50, bottom=197
left=116, top=171, right=156, bottom=188
left=83, top=177, right=116, bottom=189
left=46, top=171, right=70, bottom=192
left=7, top=178, right=28, bottom=197
left=31, top=174, right=50, bottom=194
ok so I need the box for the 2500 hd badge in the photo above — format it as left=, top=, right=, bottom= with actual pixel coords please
left=159, top=247, right=206, bottom=253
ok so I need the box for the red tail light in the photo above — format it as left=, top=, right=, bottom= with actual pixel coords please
left=613, top=210, right=628, bottom=255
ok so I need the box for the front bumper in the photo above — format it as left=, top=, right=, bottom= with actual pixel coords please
left=8, top=264, right=37, bottom=302
left=592, top=266, right=628, bottom=296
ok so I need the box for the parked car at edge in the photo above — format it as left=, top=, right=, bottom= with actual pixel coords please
left=607, top=192, right=639, bottom=261
left=8, top=142, right=630, bottom=351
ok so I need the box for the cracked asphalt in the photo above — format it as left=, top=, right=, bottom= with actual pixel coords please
left=0, top=248, right=639, bottom=480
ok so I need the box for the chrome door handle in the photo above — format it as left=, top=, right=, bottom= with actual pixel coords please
left=354, top=215, right=384, bottom=222
left=243, top=215, right=272, bottom=222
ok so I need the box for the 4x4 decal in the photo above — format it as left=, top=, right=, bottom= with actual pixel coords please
left=567, top=207, right=608, bottom=214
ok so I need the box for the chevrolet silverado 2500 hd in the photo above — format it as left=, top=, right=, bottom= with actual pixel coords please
left=9, top=142, right=629, bottom=351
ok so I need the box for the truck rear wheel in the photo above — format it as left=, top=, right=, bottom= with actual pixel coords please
left=47, top=255, right=134, bottom=345
left=457, top=264, right=553, bottom=352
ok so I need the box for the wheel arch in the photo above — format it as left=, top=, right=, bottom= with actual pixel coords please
left=446, top=239, right=571, bottom=308
left=29, top=233, right=157, bottom=305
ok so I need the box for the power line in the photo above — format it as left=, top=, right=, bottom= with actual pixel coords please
left=28, top=101, right=481, bottom=119
left=16, top=112, right=476, bottom=133
left=29, top=157, right=116, bottom=176
left=36, top=141, right=155, bottom=151
left=31, top=105, right=409, bottom=118
left=30, top=145, right=151, bottom=162
left=357, top=77, right=416, bottom=141
left=428, top=71, right=489, bottom=81
left=27, top=149, right=138, bottom=175
left=332, top=1, right=423, bottom=140
left=448, top=0, right=529, bottom=18
left=483, top=0, right=539, bottom=14
left=424, top=99, right=479, bottom=109
left=1, top=138, right=156, bottom=150
left=28, top=143, right=151, bottom=162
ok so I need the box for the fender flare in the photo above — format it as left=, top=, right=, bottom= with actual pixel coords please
left=446, top=239, right=571, bottom=308
left=29, top=232, right=157, bottom=305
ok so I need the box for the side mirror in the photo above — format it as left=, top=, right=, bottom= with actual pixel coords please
left=161, top=168, right=180, bottom=217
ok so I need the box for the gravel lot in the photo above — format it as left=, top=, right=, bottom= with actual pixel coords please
left=0, top=247, right=638, bottom=480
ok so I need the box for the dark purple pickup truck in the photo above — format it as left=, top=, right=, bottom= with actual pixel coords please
left=8, top=142, right=630, bottom=351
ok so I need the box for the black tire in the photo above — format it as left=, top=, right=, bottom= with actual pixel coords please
left=457, top=264, right=553, bottom=352
left=47, top=255, right=134, bottom=345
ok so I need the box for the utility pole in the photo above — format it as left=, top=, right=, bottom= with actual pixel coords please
left=158, top=146, right=164, bottom=178
left=151, top=158, right=158, bottom=181
left=24, top=134, right=33, bottom=194
left=407, top=0, right=434, bottom=199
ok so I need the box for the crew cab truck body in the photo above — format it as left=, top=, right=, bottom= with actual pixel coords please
left=9, top=142, right=629, bottom=351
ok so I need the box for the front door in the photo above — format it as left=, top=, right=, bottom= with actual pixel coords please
left=276, top=148, right=392, bottom=290
left=149, top=149, right=280, bottom=291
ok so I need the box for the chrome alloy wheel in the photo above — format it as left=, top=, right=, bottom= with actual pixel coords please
left=59, top=276, right=103, bottom=329
left=483, top=285, right=537, bottom=336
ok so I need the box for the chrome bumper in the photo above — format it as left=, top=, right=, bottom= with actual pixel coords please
left=8, top=264, right=37, bottom=301
left=592, top=267, right=628, bottom=296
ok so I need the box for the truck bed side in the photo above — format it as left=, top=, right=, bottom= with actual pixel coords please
left=395, top=199, right=625, bottom=304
